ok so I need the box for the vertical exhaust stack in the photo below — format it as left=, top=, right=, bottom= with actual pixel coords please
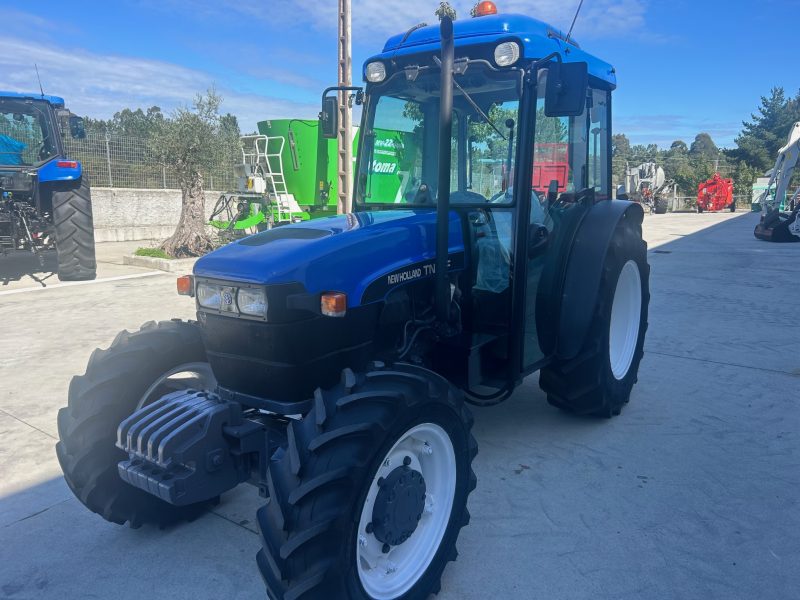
left=435, top=16, right=455, bottom=324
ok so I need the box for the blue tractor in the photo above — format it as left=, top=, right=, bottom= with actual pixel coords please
left=57, top=7, right=649, bottom=599
left=0, top=91, right=96, bottom=281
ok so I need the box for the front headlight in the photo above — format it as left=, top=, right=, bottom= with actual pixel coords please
left=237, top=287, right=268, bottom=318
left=494, top=41, right=520, bottom=67
left=197, top=283, right=223, bottom=310
left=365, top=61, right=387, bottom=83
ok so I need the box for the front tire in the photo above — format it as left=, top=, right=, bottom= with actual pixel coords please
left=540, top=216, right=650, bottom=417
left=257, top=363, right=477, bottom=599
left=52, top=181, right=96, bottom=281
left=654, top=197, right=668, bottom=214
left=56, top=320, right=217, bottom=527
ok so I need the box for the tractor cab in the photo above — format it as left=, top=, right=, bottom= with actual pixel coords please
left=318, top=10, right=616, bottom=394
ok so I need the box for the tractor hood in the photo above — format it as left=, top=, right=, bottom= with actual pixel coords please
left=193, top=210, right=465, bottom=307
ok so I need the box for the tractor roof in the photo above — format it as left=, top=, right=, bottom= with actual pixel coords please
left=0, top=91, right=66, bottom=108
left=369, top=13, right=616, bottom=88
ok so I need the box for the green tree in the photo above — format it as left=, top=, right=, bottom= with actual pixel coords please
left=689, top=133, right=719, bottom=159
left=152, top=89, right=228, bottom=257
left=669, top=140, right=688, bottom=154
left=435, top=1, right=457, bottom=20
left=733, top=87, right=800, bottom=173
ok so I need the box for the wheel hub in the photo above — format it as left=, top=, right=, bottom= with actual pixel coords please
left=371, top=465, right=426, bottom=546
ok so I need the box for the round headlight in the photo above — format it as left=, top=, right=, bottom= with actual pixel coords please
left=494, top=41, right=520, bottom=67
left=365, top=61, right=387, bottom=83
left=237, top=287, right=268, bottom=318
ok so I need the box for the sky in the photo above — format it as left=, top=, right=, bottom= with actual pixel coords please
left=1, top=0, right=797, bottom=148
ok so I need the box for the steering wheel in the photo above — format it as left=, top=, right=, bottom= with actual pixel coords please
left=488, top=189, right=512, bottom=204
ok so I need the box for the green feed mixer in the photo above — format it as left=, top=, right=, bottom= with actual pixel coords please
left=209, top=134, right=311, bottom=239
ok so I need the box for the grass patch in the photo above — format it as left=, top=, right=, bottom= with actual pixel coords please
left=134, top=247, right=172, bottom=259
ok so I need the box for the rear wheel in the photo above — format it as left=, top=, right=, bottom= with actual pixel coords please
left=257, top=363, right=477, bottom=599
left=540, top=216, right=650, bottom=417
left=654, top=197, right=669, bottom=214
left=56, top=320, right=218, bottom=527
left=52, top=181, right=96, bottom=281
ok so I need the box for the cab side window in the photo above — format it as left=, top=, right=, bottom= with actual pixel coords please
left=587, top=89, right=610, bottom=199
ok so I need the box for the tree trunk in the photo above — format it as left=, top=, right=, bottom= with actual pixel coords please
left=161, top=174, right=215, bottom=258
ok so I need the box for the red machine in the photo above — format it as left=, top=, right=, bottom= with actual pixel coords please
left=533, top=143, right=569, bottom=194
left=697, top=173, right=734, bottom=213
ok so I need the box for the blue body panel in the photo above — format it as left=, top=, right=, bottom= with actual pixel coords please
left=366, top=13, right=616, bottom=88
left=0, top=91, right=65, bottom=108
left=193, top=210, right=466, bottom=307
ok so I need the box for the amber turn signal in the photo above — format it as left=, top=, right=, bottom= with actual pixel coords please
left=321, top=292, right=347, bottom=317
left=176, top=275, right=194, bottom=297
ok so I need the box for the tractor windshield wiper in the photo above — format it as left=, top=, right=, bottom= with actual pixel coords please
left=433, top=56, right=506, bottom=141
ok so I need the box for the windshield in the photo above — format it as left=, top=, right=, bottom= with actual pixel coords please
left=356, top=65, right=521, bottom=207
left=0, top=99, right=58, bottom=167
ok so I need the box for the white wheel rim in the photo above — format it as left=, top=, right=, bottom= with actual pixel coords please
left=609, top=260, right=642, bottom=380
left=357, top=422, right=456, bottom=600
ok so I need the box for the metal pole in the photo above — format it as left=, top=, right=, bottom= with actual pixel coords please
left=435, top=16, right=454, bottom=324
left=337, top=0, right=353, bottom=214
left=104, top=131, right=113, bottom=188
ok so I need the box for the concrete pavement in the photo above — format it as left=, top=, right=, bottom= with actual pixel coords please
left=1, top=211, right=797, bottom=599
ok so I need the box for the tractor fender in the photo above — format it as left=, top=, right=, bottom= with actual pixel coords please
left=555, top=199, right=643, bottom=360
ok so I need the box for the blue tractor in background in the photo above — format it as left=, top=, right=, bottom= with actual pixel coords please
left=57, top=6, right=650, bottom=599
left=0, top=91, right=96, bottom=281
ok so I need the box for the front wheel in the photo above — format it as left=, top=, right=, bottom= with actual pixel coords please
left=540, top=215, right=650, bottom=417
left=257, top=364, right=477, bottom=599
left=56, top=320, right=218, bottom=527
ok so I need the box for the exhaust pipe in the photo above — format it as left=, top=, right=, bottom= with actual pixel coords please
left=435, top=16, right=454, bottom=324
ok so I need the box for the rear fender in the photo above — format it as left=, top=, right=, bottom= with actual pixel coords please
left=36, top=157, right=82, bottom=184
left=555, top=200, right=643, bottom=360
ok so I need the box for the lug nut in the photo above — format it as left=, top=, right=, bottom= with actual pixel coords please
left=422, top=443, right=433, bottom=455
left=382, top=543, right=391, bottom=554
left=358, top=535, right=367, bottom=548
left=383, top=458, right=391, bottom=468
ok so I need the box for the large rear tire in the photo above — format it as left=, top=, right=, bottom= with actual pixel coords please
left=654, top=197, right=668, bottom=214
left=540, top=216, right=650, bottom=417
left=52, top=181, right=96, bottom=281
left=56, top=320, right=217, bottom=527
left=257, top=363, right=477, bottom=600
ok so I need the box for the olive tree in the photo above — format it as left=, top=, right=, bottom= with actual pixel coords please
left=153, top=89, right=228, bottom=257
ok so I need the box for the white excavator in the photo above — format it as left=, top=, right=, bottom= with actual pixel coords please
left=754, top=121, right=800, bottom=242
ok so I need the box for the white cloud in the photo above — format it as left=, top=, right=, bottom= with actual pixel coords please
left=275, top=0, right=648, bottom=41
left=0, top=37, right=318, bottom=131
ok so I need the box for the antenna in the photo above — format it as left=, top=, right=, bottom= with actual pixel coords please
left=564, top=0, right=585, bottom=45
left=35, top=64, right=45, bottom=97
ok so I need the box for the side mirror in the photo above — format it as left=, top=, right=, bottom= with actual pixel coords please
left=320, top=96, right=338, bottom=139
left=544, top=61, right=588, bottom=117
left=69, top=116, right=86, bottom=139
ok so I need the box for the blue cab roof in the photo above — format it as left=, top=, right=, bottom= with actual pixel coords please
left=0, top=91, right=65, bottom=108
left=367, top=13, right=616, bottom=88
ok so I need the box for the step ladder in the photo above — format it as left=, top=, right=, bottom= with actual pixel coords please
left=240, top=135, right=298, bottom=223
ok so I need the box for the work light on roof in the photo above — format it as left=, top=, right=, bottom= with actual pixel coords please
left=494, top=41, right=520, bottom=67
left=366, top=61, right=387, bottom=83
left=473, top=1, right=498, bottom=17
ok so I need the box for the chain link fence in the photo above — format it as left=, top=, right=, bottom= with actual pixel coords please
left=63, top=132, right=239, bottom=190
